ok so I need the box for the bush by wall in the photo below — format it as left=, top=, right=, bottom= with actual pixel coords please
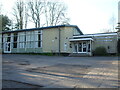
left=93, top=46, right=107, bottom=56
left=117, top=39, right=120, bottom=54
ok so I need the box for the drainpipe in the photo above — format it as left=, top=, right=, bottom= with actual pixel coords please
left=58, top=27, right=61, bottom=56
left=90, top=40, right=92, bottom=56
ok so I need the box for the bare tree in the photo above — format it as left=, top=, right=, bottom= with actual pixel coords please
left=28, top=0, right=44, bottom=28
left=12, top=0, right=70, bottom=29
left=0, top=3, right=2, bottom=15
left=44, top=1, right=69, bottom=26
left=109, top=14, right=116, bottom=32
left=24, top=3, right=29, bottom=29
left=13, top=0, right=24, bottom=29
left=13, top=0, right=29, bottom=29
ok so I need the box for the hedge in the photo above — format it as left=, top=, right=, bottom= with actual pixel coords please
left=93, top=46, right=107, bottom=56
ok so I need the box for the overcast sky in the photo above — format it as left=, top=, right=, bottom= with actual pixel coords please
left=1, top=0, right=119, bottom=34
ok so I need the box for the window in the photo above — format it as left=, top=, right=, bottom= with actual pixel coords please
left=83, top=42, right=87, bottom=52
left=26, top=32, right=32, bottom=48
left=0, top=36, right=1, bottom=48
left=3, top=34, right=11, bottom=52
left=38, top=33, right=41, bottom=47
left=74, top=43, right=77, bottom=52
left=18, top=32, right=25, bottom=48
left=97, top=40, right=112, bottom=42
left=38, top=30, right=42, bottom=48
left=25, top=30, right=42, bottom=48
left=13, top=33, right=18, bottom=48
left=7, top=34, right=11, bottom=42
left=11, top=30, right=42, bottom=49
left=78, top=43, right=82, bottom=52
left=88, top=43, right=90, bottom=52
left=73, top=28, right=79, bottom=35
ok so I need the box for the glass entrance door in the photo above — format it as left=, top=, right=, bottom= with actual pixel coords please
left=78, top=43, right=82, bottom=52
left=4, top=42, right=11, bottom=53
left=4, top=34, right=11, bottom=53
left=74, top=41, right=89, bottom=53
left=83, top=42, right=87, bottom=52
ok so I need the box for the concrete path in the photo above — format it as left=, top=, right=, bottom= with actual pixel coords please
left=2, top=54, right=119, bottom=88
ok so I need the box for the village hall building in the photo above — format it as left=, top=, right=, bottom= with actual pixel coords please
left=0, top=25, right=118, bottom=56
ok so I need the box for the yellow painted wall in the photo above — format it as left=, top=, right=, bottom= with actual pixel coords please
left=42, top=27, right=76, bottom=53
left=92, top=35, right=117, bottom=53
left=42, top=28, right=59, bottom=53
left=61, top=27, right=74, bottom=53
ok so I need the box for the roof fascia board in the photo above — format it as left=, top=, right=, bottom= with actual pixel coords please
left=69, top=38, right=94, bottom=41
left=1, top=25, right=82, bottom=34
left=73, top=33, right=117, bottom=38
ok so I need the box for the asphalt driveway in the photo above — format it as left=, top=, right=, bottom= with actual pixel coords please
left=2, top=54, right=119, bottom=88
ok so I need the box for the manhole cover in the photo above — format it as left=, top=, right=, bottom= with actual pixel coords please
left=27, top=64, right=91, bottom=78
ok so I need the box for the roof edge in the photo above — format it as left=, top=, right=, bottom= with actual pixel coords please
left=1, top=25, right=82, bottom=34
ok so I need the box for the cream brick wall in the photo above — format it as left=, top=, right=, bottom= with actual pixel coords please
left=42, top=27, right=77, bottom=53
left=42, top=28, right=59, bottom=53
left=61, top=27, right=74, bottom=53
left=92, top=35, right=117, bottom=53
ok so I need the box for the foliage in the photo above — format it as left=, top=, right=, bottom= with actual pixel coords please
left=0, top=14, right=12, bottom=31
left=93, top=46, right=107, bottom=56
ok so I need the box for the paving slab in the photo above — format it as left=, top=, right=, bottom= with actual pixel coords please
left=2, top=54, right=119, bottom=88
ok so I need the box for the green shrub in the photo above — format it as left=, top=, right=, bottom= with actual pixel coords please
left=117, top=39, right=120, bottom=54
left=93, top=47, right=107, bottom=56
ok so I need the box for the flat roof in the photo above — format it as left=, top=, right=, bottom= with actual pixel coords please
left=73, top=32, right=117, bottom=38
left=69, top=38, right=94, bottom=41
left=1, top=25, right=83, bottom=35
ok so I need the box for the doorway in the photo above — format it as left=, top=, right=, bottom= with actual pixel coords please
left=74, top=41, right=90, bottom=53
left=4, top=34, right=11, bottom=53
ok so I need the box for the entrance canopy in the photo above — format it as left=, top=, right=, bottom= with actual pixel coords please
left=69, top=38, right=94, bottom=42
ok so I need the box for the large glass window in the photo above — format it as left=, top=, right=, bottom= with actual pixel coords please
left=19, top=32, right=25, bottom=48
left=13, top=33, right=18, bottom=48
left=78, top=43, right=82, bottom=52
left=74, top=43, right=77, bottom=52
left=25, top=30, right=42, bottom=48
left=3, top=34, right=11, bottom=52
left=83, top=42, right=87, bottom=52
left=26, top=31, right=33, bottom=48
left=8, top=30, right=42, bottom=49
left=7, top=34, right=11, bottom=42
left=74, top=42, right=89, bottom=53
left=38, top=31, right=42, bottom=47
left=0, top=34, right=2, bottom=49
left=88, top=43, right=90, bottom=52
left=73, top=28, right=79, bottom=35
